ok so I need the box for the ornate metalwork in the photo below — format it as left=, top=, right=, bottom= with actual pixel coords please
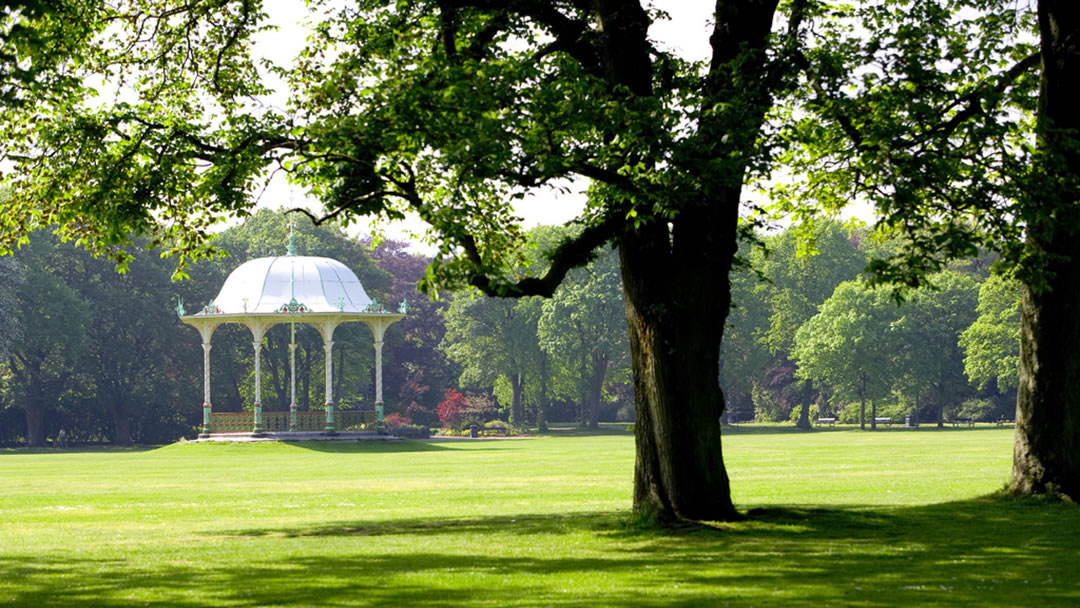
left=175, top=297, right=186, bottom=317
left=208, top=410, right=375, bottom=433
left=363, top=298, right=386, bottom=313
left=398, top=298, right=409, bottom=314
left=197, top=299, right=223, bottom=315
left=278, top=298, right=309, bottom=313
left=337, top=296, right=345, bottom=312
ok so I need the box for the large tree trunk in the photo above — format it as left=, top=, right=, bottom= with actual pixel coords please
left=620, top=210, right=739, bottom=523
left=594, top=0, right=778, bottom=522
left=1011, top=0, right=1080, bottom=500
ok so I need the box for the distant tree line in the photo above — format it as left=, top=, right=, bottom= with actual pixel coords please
left=722, top=220, right=1019, bottom=428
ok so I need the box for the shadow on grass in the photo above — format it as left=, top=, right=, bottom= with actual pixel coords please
left=0, top=445, right=161, bottom=456
left=3, top=499, right=1077, bottom=607
left=537, top=423, right=634, bottom=437
left=287, top=439, right=461, bottom=453
left=722, top=424, right=1014, bottom=435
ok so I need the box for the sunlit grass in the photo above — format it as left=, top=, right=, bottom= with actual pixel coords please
left=1, top=426, right=1076, bottom=606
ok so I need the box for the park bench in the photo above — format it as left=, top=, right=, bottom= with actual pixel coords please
left=950, top=417, right=975, bottom=427
left=816, top=417, right=837, bottom=427
left=469, top=424, right=509, bottom=437
left=874, top=417, right=893, bottom=426
left=997, top=418, right=1015, bottom=426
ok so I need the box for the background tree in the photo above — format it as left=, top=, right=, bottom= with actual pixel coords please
left=890, top=271, right=979, bottom=426
left=538, top=242, right=629, bottom=430
left=959, top=273, right=1021, bottom=394
left=367, top=238, right=461, bottom=420
left=755, top=221, right=867, bottom=426
left=718, top=241, right=772, bottom=423
left=793, top=280, right=901, bottom=430
left=63, top=243, right=201, bottom=444
left=441, top=292, right=542, bottom=427
left=4, top=237, right=90, bottom=446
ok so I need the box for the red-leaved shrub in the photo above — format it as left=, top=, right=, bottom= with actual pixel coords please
left=437, top=388, right=467, bottom=429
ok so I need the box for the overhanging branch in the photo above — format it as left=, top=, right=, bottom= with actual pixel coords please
left=468, top=212, right=624, bottom=297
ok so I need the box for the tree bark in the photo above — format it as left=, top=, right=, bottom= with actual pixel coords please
left=10, top=359, right=46, bottom=447
left=859, top=372, right=867, bottom=431
left=796, top=380, right=812, bottom=430
left=608, top=0, right=778, bottom=522
left=24, top=396, right=45, bottom=447
left=621, top=212, right=739, bottom=522
left=110, top=400, right=131, bottom=445
left=1010, top=0, right=1080, bottom=500
left=587, top=352, right=607, bottom=430
left=510, top=371, right=524, bottom=427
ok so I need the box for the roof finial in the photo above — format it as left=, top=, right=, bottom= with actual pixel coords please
left=287, top=213, right=297, bottom=256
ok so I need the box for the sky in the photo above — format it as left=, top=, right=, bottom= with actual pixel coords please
left=248, top=2, right=722, bottom=248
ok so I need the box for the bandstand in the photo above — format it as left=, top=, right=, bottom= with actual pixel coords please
left=177, top=233, right=405, bottom=438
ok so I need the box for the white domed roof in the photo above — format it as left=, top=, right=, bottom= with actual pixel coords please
left=211, top=255, right=373, bottom=314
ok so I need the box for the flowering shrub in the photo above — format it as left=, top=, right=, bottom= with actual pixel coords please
left=437, top=388, right=468, bottom=429
left=383, top=413, right=412, bottom=429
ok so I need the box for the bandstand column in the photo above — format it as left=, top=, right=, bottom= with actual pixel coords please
left=196, top=321, right=217, bottom=439
left=373, top=320, right=386, bottom=433
left=252, top=339, right=264, bottom=434
left=289, top=322, right=298, bottom=432
left=249, top=320, right=268, bottom=434
left=321, top=319, right=338, bottom=434
left=200, top=340, right=213, bottom=438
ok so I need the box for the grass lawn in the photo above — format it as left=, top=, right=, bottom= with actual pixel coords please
left=1, top=425, right=1077, bottom=607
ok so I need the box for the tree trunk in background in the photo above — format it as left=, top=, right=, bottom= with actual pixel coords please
left=859, top=373, right=867, bottom=431
left=1011, top=0, right=1080, bottom=501
left=110, top=400, right=131, bottom=445
left=24, top=396, right=44, bottom=447
left=796, top=380, right=812, bottom=430
left=268, top=344, right=286, bottom=410
left=510, top=372, right=524, bottom=427
left=587, top=352, right=607, bottom=430
left=537, top=354, right=549, bottom=431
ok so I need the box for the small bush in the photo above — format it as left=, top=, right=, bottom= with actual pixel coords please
left=437, top=389, right=468, bottom=429
left=391, top=425, right=430, bottom=439
left=958, top=398, right=996, bottom=422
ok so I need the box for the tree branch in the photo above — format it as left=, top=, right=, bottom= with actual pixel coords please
left=799, top=49, right=1040, bottom=152
left=465, top=11, right=509, bottom=60
left=443, top=0, right=602, bottom=76
left=211, top=0, right=254, bottom=92
left=285, top=190, right=415, bottom=226
left=468, top=212, right=624, bottom=298
left=930, top=51, right=1040, bottom=139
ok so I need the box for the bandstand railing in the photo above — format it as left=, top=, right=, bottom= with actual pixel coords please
left=208, top=410, right=378, bottom=433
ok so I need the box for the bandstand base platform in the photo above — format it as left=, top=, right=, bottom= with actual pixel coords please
left=195, top=431, right=398, bottom=443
